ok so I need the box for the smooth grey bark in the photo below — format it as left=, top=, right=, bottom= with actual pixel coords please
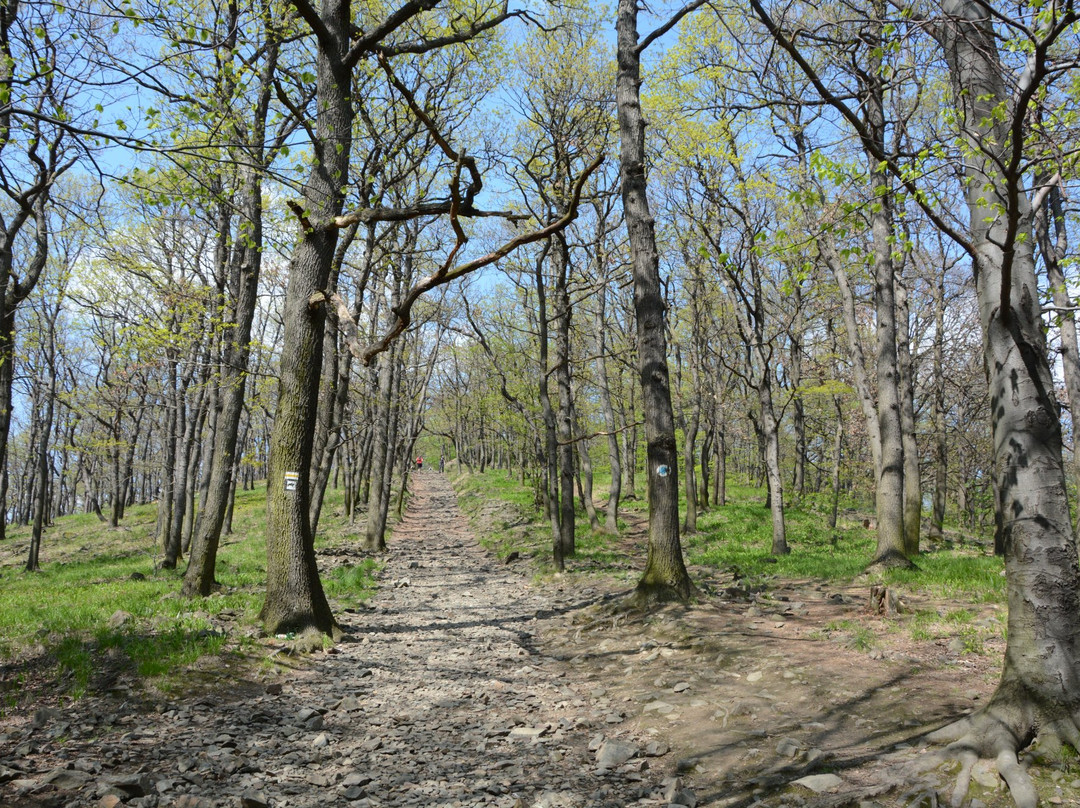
left=1036, top=183, right=1080, bottom=532
left=534, top=243, right=563, bottom=568
left=553, top=232, right=576, bottom=559
left=789, top=285, right=806, bottom=500
left=895, top=266, right=921, bottom=556
left=929, top=271, right=948, bottom=539
left=926, top=5, right=1080, bottom=803
left=861, top=5, right=908, bottom=568
left=363, top=328, right=399, bottom=552
left=617, top=0, right=694, bottom=603
left=820, top=239, right=884, bottom=478
left=594, top=286, right=622, bottom=533
left=27, top=296, right=60, bottom=572
left=828, top=397, right=844, bottom=532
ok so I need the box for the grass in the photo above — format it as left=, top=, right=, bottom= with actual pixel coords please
left=453, top=467, right=1008, bottom=653
left=0, top=481, right=378, bottom=703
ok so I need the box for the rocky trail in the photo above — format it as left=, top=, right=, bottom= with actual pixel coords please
left=1, top=474, right=692, bottom=808
left=3, top=473, right=1075, bottom=808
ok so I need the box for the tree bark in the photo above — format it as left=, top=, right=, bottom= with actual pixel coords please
left=617, top=0, right=694, bottom=604
left=595, top=287, right=621, bottom=533
left=929, top=271, right=948, bottom=539
left=926, top=6, right=1080, bottom=800
left=261, top=0, right=353, bottom=637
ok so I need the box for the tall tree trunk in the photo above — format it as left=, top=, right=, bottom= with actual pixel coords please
left=157, top=360, right=179, bottom=566
left=862, top=4, right=909, bottom=568
left=828, top=397, right=844, bottom=532
left=929, top=271, right=948, bottom=539
left=895, top=267, right=921, bottom=556
left=926, top=6, right=1080, bottom=796
left=27, top=304, right=58, bottom=572
left=261, top=0, right=351, bottom=637
left=553, top=233, right=576, bottom=560
left=363, top=341, right=397, bottom=552
left=534, top=245, right=563, bottom=568
left=595, top=291, right=621, bottom=533
left=682, top=404, right=699, bottom=534
left=758, top=374, right=788, bottom=555
left=1036, top=182, right=1080, bottom=536
left=617, top=0, right=693, bottom=603
left=790, top=285, right=806, bottom=500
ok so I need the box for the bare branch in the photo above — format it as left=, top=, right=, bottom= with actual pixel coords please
left=637, top=0, right=711, bottom=54
left=361, top=152, right=605, bottom=365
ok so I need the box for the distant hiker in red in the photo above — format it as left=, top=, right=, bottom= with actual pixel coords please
left=416, top=456, right=423, bottom=471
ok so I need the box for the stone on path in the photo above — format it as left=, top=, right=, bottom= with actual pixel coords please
left=793, top=772, right=845, bottom=792
left=595, top=739, right=638, bottom=769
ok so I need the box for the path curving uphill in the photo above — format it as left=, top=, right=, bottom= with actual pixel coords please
left=0, top=472, right=682, bottom=808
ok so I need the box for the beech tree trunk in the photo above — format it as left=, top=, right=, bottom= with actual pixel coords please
left=617, top=0, right=693, bottom=604
left=595, top=288, right=621, bottom=533
left=553, top=233, right=576, bottom=559
left=929, top=273, right=948, bottom=539
left=926, top=6, right=1080, bottom=801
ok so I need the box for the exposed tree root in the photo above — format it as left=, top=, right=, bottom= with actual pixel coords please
left=922, top=702, right=1080, bottom=808
left=865, top=548, right=917, bottom=572
left=621, top=578, right=698, bottom=611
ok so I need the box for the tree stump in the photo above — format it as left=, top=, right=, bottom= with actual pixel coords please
left=869, top=584, right=900, bottom=616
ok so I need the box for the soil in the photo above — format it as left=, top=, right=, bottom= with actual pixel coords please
left=1, top=473, right=1078, bottom=808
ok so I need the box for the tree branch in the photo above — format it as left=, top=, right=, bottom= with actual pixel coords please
left=361, top=152, right=605, bottom=365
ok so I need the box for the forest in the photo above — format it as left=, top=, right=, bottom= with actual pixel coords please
left=2, top=0, right=1080, bottom=806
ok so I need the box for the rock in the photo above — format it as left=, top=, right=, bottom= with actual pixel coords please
left=107, top=610, right=133, bottom=629
left=240, top=790, right=270, bottom=808
left=312, top=732, right=329, bottom=748
left=533, top=792, right=582, bottom=808
left=643, top=700, right=675, bottom=715
left=672, top=682, right=690, bottom=693
left=99, top=796, right=123, bottom=808
left=32, top=707, right=63, bottom=729
left=337, top=696, right=362, bottom=712
left=42, top=767, right=93, bottom=789
left=776, top=737, right=801, bottom=757
left=970, top=761, right=1000, bottom=789
left=595, top=739, right=638, bottom=769
left=746, top=671, right=763, bottom=683
left=99, top=773, right=153, bottom=798
left=265, top=683, right=283, bottom=695
left=508, top=726, right=548, bottom=741
left=947, top=637, right=966, bottom=654
left=645, top=741, right=669, bottom=757
left=793, top=773, right=844, bottom=793
left=174, top=797, right=214, bottom=808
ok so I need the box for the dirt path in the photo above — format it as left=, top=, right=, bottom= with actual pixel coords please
left=1, top=473, right=683, bottom=808
left=4, top=474, right=1074, bottom=808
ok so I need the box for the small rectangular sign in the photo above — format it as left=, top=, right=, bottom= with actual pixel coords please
left=284, top=471, right=299, bottom=492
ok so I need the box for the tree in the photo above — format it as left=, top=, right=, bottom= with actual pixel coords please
left=0, top=0, right=82, bottom=542
left=752, top=0, right=1080, bottom=801
left=615, top=0, right=704, bottom=604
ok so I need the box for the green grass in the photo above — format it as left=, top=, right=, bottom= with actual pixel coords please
left=324, top=558, right=382, bottom=607
left=822, top=619, right=877, bottom=651
left=0, top=481, right=378, bottom=701
left=453, top=468, right=1005, bottom=610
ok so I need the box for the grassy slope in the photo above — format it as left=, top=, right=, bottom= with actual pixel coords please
left=454, top=467, right=1007, bottom=649
left=0, top=483, right=378, bottom=704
